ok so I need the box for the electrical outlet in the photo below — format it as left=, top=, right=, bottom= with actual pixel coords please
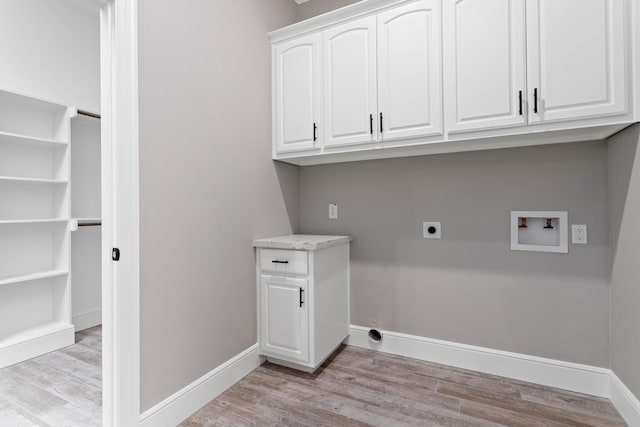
left=329, top=203, right=338, bottom=219
left=423, top=221, right=441, bottom=239
left=572, top=224, right=587, bottom=244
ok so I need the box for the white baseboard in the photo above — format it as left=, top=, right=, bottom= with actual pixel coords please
left=346, top=325, right=640, bottom=425
left=73, top=308, right=102, bottom=332
left=139, top=344, right=264, bottom=427
left=346, top=325, right=610, bottom=397
left=609, top=371, right=640, bottom=426
left=136, top=327, right=640, bottom=427
left=0, top=324, right=75, bottom=369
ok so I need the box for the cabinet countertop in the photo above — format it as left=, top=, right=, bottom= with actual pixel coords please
left=253, top=234, right=352, bottom=251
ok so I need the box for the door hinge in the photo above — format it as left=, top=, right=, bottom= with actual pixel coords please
left=112, top=247, right=121, bottom=261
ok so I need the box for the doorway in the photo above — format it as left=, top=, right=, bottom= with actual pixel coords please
left=0, top=0, right=140, bottom=425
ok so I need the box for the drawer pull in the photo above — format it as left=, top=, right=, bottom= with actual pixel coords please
left=271, top=260, right=289, bottom=264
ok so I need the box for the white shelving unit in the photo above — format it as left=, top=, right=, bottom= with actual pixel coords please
left=0, top=89, right=76, bottom=368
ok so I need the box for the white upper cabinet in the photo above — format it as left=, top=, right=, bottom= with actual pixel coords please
left=323, top=16, right=378, bottom=148
left=269, top=0, right=633, bottom=165
left=526, top=0, right=627, bottom=123
left=443, top=0, right=527, bottom=133
left=274, top=34, right=321, bottom=154
left=377, top=0, right=443, bottom=141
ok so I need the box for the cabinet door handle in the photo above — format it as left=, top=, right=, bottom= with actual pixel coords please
left=271, top=260, right=289, bottom=264
left=299, top=288, right=304, bottom=307
left=518, top=90, right=523, bottom=116
left=533, top=88, right=538, bottom=114
left=379, top=112, right=384, bottom=133
left=313, top=122, right=317, bottom=142
left=369, top=114, right=373, bottom=134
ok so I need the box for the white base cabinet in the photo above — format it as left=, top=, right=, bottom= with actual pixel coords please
left=254, top=236, right=350, bottom=372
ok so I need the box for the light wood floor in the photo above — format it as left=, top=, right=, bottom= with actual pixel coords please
left=182, top=345, right=626, bottom=427
left=0, top=326, right=102, bottom=426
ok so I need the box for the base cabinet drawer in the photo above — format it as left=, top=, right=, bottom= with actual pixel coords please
left=259, top=248, right=308, bottom=276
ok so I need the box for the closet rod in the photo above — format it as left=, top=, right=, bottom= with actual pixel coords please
left=77, top=110, right=101, bottom=120
left=78, top=222, right=102, bottom=227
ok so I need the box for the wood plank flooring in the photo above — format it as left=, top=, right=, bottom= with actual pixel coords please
left=0, top=326, right=102, bottom=426
left=181, top=345, right=626, bottom=427
left=0, top=331, right=624, bottom=427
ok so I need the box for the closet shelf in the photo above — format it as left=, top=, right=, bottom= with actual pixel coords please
left=0, top=176, right=68, bottom=185
left=0, top=130, right=67, bottom=147
left=0, top=219, right=69, bottom=225
left=0, top=322, right=74, bottom=349
left=0, top=269, right=69, bottom=287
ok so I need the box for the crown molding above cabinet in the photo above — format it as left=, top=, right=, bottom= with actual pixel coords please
left=270, top=0, right=637, bottom=166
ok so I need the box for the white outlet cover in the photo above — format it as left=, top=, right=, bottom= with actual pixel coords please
left=329, top=203, right=338, bottom=219
left=572, top=224, right=587, bottom=244
left=423, top=222, right=441, bottom=239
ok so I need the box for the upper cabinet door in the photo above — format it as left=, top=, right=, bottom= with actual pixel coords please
left=443, top=0, right=527, bottom=133
left=274, top=34, right=321, bottom=154
left=377, top=0, right=443, bottom=141
left=323, top=17, right=378, bottom=148
left=526, top=0, right=626, bottom=123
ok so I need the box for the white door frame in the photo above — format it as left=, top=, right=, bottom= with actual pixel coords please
left=100, top=0, right=141, bottom=425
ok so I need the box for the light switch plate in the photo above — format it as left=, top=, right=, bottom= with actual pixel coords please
left=572, top=224, right=587, bottom=244
left=423, top=222, right=441, bottom=239
left=329, top=203, right=338, bottom=219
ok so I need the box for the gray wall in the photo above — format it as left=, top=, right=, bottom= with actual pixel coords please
left=0, top=0, right=100, bottom=112
left=138, top=0, right=298, bottom=411
left=134, top=0, right=630, bottom=412
left=608, top=124, right=640, bottom=398
left=299, top=141, right=610, bottom=366
left=297, top=0, right=361, bottom=21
